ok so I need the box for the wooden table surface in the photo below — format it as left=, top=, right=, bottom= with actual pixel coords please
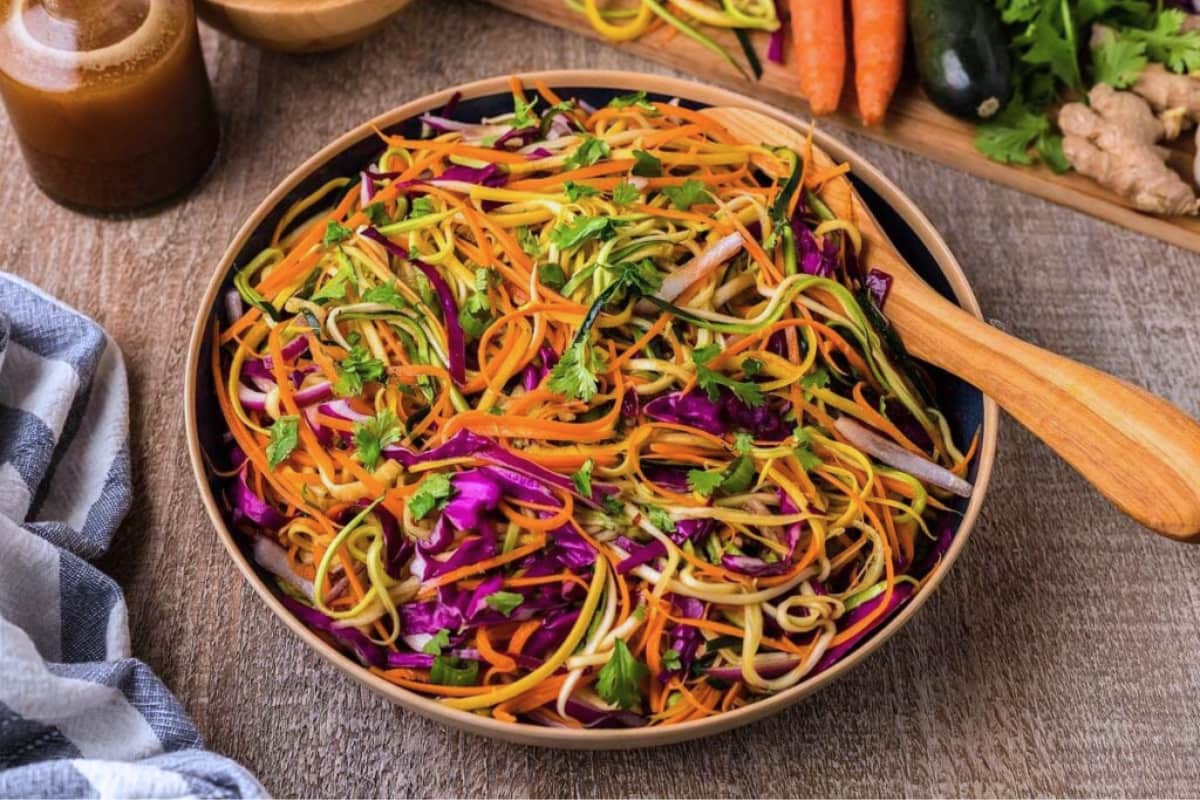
left=3, top=1, right=1199, bottom=796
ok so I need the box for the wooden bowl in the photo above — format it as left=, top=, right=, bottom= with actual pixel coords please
left=184, top=70, right=999, bottom=748
left=196, top=0, right=413, bottom=52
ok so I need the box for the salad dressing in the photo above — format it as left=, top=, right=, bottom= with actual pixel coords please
left=0, top=0, right=218, bottom=210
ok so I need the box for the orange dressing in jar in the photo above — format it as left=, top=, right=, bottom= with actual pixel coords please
left=0, top=0, right=218, bottom=210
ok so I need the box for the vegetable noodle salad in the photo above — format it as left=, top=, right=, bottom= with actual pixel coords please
left=212, top=78, right=978, bottom=728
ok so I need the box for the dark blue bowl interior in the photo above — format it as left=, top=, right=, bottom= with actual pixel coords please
left=195, top=85, right=984, bottom=604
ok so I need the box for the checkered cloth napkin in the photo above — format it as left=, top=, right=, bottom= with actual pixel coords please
left=0, top=273, right=263, bottom=798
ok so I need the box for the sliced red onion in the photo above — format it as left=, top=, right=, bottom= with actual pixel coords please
left=293, top=381, right=333, bottom=407
left=418, top=113, right=475, bottom=132
left=360, top=171, right=376, bottom=205
left=704, top=652, right=802, bottom=681
left=562, top=698, right=648, bottom=728
left=305, top=405, right=331, bottom=447
left=253, top=536, right=314, bottom=599
left=318, top=399, right=371, bottom=423
left=656, top=232, right=745, bottom=303
left=244, top=336, right=310, bottom=380
left=238, top=384, right=267, bottom=412
left=835, top=417, right=973, bottom=497
left=223, top=289, right=244, bottom=325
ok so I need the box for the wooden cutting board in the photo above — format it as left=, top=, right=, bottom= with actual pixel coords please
left=485, top=0, right=1200, bottom=253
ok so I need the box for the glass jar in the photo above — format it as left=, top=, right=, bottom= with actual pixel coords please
left=0, top=0, right=219, bottom=211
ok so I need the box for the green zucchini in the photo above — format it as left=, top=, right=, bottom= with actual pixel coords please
left=909, top=0, right=1013, bottom=121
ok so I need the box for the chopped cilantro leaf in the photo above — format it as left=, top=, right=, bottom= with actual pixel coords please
left=596, top=639, right=648, bottom=710
left=565, top=181, right=600, bottom=202
left=310, top=262, right=356, bottom=303
left=661, top=179, right=708, bottom=210
left=608, top=90, right=658, bottom=113
left=692, top=343, right=721, bottom=366
left=407, top=196, right=435, bottom=219
left=632, top=149, right=663, bottom=178
left=408, top=472, right=454, bottom=521
left=550, top=216, right=617, bottom=251
left=265, top=415, right=299, bottom=469
left=353, top=409, right=402, bottom=470
left=564, top=135, right=610, bottom=170
left=512, top=94, right=538, bottom=129
left=362, top=282, right=407, bottom=309
left=605, top=259, right=662, bottom=296
left=363, top=201, right=390, bottom=227
left=538, top=263, right=567, bottom=290
left=800, top=367, right=830, bottom=399
left=333, top=345, right=386, bottom=397
left=794, top=442, right=822, bottom=471
left=612, top=181, right=640, bottom=206
left=572, top=458, right=595, bottom=497
left=516, top=225, right=542, bottom=257
left=548, top=341, right=605, bottom=401
left=483, top=590, right=524, bottom=617
left=422, top=628, right=451, bottom=655
left=646, top=506, right=676, bottom=533
left=323, top=221, right=352, bottom=246
left=687, top=469, right=724, bottom=497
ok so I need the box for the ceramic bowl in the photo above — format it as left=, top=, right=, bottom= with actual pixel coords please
left=185, top=70, right=998, bottom=748
left=196, top=0, right=413, bottom=52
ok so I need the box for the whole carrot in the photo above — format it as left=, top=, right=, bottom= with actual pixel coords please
left=789, top=0, right=846, bottom=115
left=852, top=0, right=907, bottom=125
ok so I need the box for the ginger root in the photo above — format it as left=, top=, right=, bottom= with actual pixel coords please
left=1090, top=24, right=1200, bottom=136
left=1132, top=63, right=1200, bottom=122
left=1058, top=84, right=1199, bottom=215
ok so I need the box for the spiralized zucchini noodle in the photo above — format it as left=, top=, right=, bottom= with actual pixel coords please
left=212, top=77, right=978, bottom=728
left=564, top=0, right=785, bottom=80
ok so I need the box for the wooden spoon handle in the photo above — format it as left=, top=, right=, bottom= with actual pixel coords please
left=700, top=104, right=1200, bottom=539
left=886, top=273, right=1200, bottom=541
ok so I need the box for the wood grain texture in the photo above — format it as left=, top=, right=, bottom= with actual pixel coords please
left=2, top=1, right=1199, bottom=795
left=707, top=105, right=1200, bottom=541
left=486, top=0, right=1200, bottom=254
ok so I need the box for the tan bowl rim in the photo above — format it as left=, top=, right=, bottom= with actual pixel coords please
left=198, top=0, right=408, bottom=13
left=184, top=69, right=998, bottom=749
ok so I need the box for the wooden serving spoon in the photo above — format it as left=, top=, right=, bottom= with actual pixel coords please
left=704, top=106, right=1200, bottom=542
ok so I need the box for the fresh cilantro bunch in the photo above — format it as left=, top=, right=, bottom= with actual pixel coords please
left=976, top=2, right=1199, bottom=169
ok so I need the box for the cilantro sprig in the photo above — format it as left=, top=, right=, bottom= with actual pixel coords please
left=564, top=136, right=610, bottom=170
left=692, top=344, right=763, bottom=407
left=353, top=409, right=402, bottom=470
left=596, top=639, right=648, bottom=710
left=333, top=345, right=386, bottom=397
left=265, top=416, right=299, bottom=469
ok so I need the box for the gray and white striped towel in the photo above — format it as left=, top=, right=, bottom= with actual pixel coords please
left=0, top=272, right=264, bottom=799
